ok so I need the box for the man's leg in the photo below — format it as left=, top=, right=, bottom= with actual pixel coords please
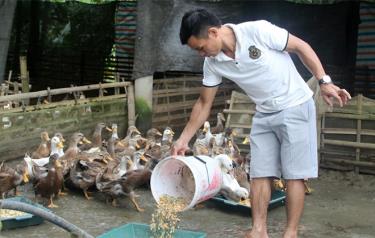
left=283, top=179, right=305, bottom=238
left=246, top=177, right=272, bottom=238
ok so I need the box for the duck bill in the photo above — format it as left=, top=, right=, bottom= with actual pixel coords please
left=55, top=160, right=63, bottom=168
left=156, top=131, right=162, bottom=136
left=105, top=127, right=112, bottom=132
left=57, top=141, right=64, bottom=149
left=82, top=137, right=92, bottom=144
left=140, top=155, right=149, bottom=163
left=23, top=170, right=29, bottom=183
left=117, top=141, right=125, bottom=147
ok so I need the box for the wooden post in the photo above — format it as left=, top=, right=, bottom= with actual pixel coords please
left=355, top=94, right=363, bottom=174
left=127, top=83, right=135, bottom=126
left=114, top=73, right=120, bottom=95
left=20, top=56, right=29, bottom=93
left=19, top=56, right=29, bottom=105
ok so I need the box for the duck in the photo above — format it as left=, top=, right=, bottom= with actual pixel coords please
left=120, top=126, right=141, bottom=147
left=0, top=162, right=29, bottom=198
left=145, top=128, right=163, bottom=147
left=215, top=154, right=249, bottom=202
left=99, top=158, right=159, bottom=212
left=23, top=135, right=65, bottom=179
left=159, top=127, right=175, bottom=158
left=211, top=112, right=226, bottom=134
left=59, top=132, right=91, bottom=182
left=31, top=131, right=51, bottom=159
left=95, top=156, right=132, bottom=206
left=79, top=122, right=109, bottom=153
left=34, top=154, right=63, bottom=208
left=69, top=149, right=111, bottom=199
left=193, top=121, right=213, bottom=149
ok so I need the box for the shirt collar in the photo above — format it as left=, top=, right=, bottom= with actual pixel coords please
left=211, top=23, right=241, bottom=62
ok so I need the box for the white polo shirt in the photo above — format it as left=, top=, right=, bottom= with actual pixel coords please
left=203, top=20, right=313, bottom=113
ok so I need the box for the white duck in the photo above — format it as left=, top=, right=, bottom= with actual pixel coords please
left=214, top=154, right=249, bottom=202
left=24, top=136, right=64, bottom=177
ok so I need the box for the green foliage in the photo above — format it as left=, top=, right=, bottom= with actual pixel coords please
left=135, top=97, right=152, bottom=133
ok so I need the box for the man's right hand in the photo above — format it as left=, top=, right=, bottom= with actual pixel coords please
left=171, top=138, right=190, bottom=157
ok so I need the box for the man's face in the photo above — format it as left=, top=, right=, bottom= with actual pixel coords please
left=187, top=28, right=221, bottom=57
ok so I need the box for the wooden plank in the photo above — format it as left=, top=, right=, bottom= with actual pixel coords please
left=321, top=157, right=375, bottom=168
left=321, top=128, right=375, bottom=136
left=153, top=97, right=226, bottom=114
left=223, top=109, right=256, bottom=115
left=322, top=139, right=375, bottom=150
left=227, top=123, right=252, bottom=129
left=324, top=112, right=375, bottom=120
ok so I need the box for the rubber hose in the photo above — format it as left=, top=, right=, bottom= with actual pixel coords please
left=0, top=200, right=94, bottom=238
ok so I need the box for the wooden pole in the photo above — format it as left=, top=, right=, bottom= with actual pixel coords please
left=0, top=82, right=131, bottom=103
left=355, top=94, right=363, bottom=174
left=19, top=56, right=29, bottom=94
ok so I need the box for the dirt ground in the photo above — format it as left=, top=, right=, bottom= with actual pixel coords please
left=1, top=168, right=375, bottom=238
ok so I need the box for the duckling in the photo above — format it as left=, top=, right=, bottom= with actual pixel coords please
left=211, top=112, right=226, bottom=134
left=31, top=131, right=51, bottom=159
left=34, top=154, right=63, bottom=208
left=0, top=163, right=29, bottom=198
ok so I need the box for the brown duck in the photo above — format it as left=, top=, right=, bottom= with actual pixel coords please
left=31, top=131, right=51, bottom=159
left=0, top=162, right=29, bottom=198
left=34, top=154, right=63, bottom=208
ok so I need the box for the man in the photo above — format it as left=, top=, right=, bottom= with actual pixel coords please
left=171, top=9, right=351, bottom=238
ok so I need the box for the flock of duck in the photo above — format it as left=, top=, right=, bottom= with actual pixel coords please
left=0, top=112, right=290, bottom=212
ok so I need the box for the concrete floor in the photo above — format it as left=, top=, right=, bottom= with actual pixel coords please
left=1, top=168, right=375, bottom=238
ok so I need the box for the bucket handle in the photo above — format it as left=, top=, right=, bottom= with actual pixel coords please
left=194, top=156, right=210, bottom=185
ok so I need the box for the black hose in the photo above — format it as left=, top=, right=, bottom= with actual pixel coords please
left=0, top=200, right=94, bottom=238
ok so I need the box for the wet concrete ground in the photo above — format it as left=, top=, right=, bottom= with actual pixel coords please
left=1, top=169, right=375, bottom=238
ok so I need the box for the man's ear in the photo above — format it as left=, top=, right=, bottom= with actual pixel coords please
left=207, top=27, right=219, bottom=38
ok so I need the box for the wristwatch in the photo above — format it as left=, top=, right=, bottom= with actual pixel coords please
left=318, top=75, right=332, bottom=85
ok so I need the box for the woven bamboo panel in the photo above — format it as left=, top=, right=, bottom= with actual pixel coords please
left=152, top=76, right=236, bottom=133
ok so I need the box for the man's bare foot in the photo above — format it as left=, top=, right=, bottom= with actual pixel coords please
left=283, top=229, right=297, bottom=238
left=244, top=230, right=269, bottom=238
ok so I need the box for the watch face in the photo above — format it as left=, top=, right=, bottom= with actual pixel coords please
left=322, top=75, right=332, bottom=83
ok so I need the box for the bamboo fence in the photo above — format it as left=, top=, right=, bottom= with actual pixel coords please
left=0, top=81, right=135, bottom=161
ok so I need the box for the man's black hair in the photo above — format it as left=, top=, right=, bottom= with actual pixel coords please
left=179, top=9, right=222, bottom=45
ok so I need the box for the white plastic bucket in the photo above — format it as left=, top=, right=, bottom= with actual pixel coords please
left=150, top=155, right=223, bottom=211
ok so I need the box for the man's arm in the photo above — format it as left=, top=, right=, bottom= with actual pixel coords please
left=171, top=86, right=218, bottom=156
left=285, top=34, right=351, bottom=107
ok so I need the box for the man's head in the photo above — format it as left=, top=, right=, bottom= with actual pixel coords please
left=180, top=9, right=223, bottom=57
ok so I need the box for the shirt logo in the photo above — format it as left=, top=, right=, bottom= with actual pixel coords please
left=248, top=45, right=261, bottom=59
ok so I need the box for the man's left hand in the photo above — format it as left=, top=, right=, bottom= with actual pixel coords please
left=320, top=83, right=351, bottom=107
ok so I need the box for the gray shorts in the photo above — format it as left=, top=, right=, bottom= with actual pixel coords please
left=250, top=98, right=318, bottom=180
